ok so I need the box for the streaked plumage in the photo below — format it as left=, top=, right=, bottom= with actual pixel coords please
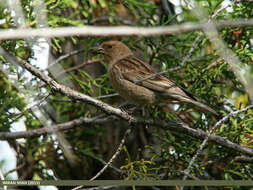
left=98, top=41, right=218, bottom=115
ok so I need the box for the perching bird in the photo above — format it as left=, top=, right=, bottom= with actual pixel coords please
left=97, top=40, right=218, bottom=115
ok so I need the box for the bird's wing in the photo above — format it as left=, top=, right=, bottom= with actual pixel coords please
left=117, top=55, right=197, bottom=100
left=114, top=55, right=218, bottom=115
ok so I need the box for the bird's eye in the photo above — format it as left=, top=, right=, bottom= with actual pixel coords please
left=106, top=44, right=113, bottom=49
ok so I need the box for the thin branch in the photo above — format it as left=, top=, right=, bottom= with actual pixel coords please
left=209, top=0, right=238, bottom=20
left=89, top=127, right=132, bottom=181
left=4, top=162, right=26, bottom=177
left=0, top=115, right=116, bottom=140
left=0, top=112, right=253, bottom=157
left=47, top=48, right=86, bottom=70
left=178, top=171, right=199, bottom=180
left=77, top=150, right=122, bottom=174
left=97, top=93, right=119, bottom=99
left=202, top=58, right=224, bottom=72
left=0, top=19, right=253, bottom=40
left=55, top=58, right=101, bottom=78
left=13, top=93, right=51, bottom=121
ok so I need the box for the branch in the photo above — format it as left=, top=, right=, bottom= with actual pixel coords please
left=47, top=48, right=86, bottom=70
left=12, top=93, right=51, bottom=121
left=0, top=19, right=253, bottom=40
left=0, top=113, right=252, bottom=156
left=4, top=162, right=26, bottom=177
left=55, top=58, right=101, bottom=78
left=0, top=115, right=116, bottom=140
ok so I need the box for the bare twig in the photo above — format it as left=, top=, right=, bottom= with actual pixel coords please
left=89, top=127, right=132, bottom=181
left=13, top=93, right=50, bottom=121
left=47, top=48, right=86, bottom=70
left=97, top=93, right=119, bottom=99
left=55, top=58, right=101, bottom=78
left=0, top=19, right=253, bottom=40
left=202, top=58, right=224, bottom=72
left=178, top=171, right=199, bottom=180
left=0, top=115, right=116, bottom=140
left=4, top=162, right=26, bottom=177
left=77, top=150, right=122, bottom=174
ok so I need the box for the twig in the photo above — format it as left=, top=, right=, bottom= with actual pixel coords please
left=97, top=93, right=119, bottom=99
left=0, top=19, right=253, bottom=40
left=202, top=58, right=224, bottom=72
left=89, top=127, right=132, bottom=181
left=77, top=150, right=122, bottom=174
left=12, top=93, right=50, bottom=121
left=47, top=48, right=86, bottom=70
left=0, top=115, right=116, bottom=140
left=178, top=171, right=199, bottom=180
left=182, top=104, right=253, bottom=180
left=55, top=58, right=101, bottom=78
left=4, top=162, right=26, bottom=177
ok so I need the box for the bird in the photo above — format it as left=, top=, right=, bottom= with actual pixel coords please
left=97, top=40, right=218, bottom=115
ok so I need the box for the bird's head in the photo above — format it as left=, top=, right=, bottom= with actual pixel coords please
left=97, top=41, right=133, bottom=63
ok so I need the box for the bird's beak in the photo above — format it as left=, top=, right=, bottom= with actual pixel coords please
left=95, top=46, right=105, bottom=54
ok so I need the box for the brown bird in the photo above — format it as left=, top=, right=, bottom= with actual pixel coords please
left=97, top=41, right=218, bottom=115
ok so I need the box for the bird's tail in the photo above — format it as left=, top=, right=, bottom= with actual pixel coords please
left=164, top=94, right=218, bottom=115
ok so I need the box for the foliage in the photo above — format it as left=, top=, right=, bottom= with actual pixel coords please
left=0, top=0, right=253, bottom=189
